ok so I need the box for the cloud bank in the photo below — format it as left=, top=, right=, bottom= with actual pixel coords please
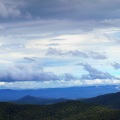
left=0, top=0, right=120, bottom=88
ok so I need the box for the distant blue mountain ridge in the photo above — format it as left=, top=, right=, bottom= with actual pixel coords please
left=12, top=95, right=68, bottom=105
left=0, top=85, right=119, bottom=101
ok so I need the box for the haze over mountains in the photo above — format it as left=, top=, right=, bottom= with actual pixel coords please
left=11, top=91, right=120, bottom=109
left=9, top=90, right=120, bottom=109
left=13, top=95, right=68, bottom=105
left=0, top=85, right=119, bottom=101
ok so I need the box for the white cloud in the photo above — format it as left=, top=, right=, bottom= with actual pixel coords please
left=1, top=79, right=120, bottom=89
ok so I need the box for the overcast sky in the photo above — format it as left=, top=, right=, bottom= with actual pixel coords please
left=0, top=0, right=120, bottom=89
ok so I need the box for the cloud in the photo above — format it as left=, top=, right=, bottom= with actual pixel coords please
left=0, top=63, right=78, bottom=82
left=46, top=47, right=107, bottom=60
left=77, top=63, right=114, bottom=80
left=20, top=0, right=120, bottom=21
left=60, top=73, right=77, bottom=81
left=46, top=47, right=88, bottom=58
left=0, top=2, right=19, bottom=18
left=68, top=50, right=89, bottom=58
left=0, top=43, right=25, bottom=50
left=1, top=79, right=120, bottom=89
left=0, top=0, right=22, bottom=18
left=0, top=63, right=58, bottom=82
left=0, top=0, right=120, bottom=37
left=90, top=51, right=107, bottom=60
left=0, top=0, right=120, bottom=88
left=46, top=43, right=60, bottom=46
left=1, top=0, right=120, bottom=23
left=111, top=62, right=120, bottom=69
left=23, top=57, right=36, bottom=62
left=0, top=0, right=31, bottom=19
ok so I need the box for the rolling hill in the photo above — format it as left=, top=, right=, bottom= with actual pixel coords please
left=0, top=100, right=120, bottom=120
left=83, top=92, right=120, bottom=109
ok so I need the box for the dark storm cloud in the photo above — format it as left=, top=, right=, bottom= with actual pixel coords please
left=23, top=0, right=120, bottom=20
left=77, top=63, right=114, bottom=80
left=1, top=0, right=120, bottom=21
left=0, top=0, right=30, bottom=19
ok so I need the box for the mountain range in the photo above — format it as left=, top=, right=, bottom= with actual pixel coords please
left=10, top=91, right=120, bottom=110
left=0, top=85, right=119, bottom=101
left=0, top=89, right=120, bottom=119
left=12, top=95, right=68, bottom=105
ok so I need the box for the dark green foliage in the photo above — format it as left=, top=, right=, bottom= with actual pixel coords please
left=0, top=100, right=120, bottom=120
left=83, top=92, right=120, bottom=109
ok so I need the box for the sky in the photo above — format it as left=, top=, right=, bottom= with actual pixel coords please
left=0, top=0, right=120, bottom=89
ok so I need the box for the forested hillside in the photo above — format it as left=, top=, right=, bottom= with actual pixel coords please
left=83, top=92, right=120, bottom=109
left=0, top=100, right=120, bottom=120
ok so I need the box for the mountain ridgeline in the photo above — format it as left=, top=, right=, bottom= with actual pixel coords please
left=0, top=90, right=120, bottom=119
left=12, top=95, right=68, bottom=105
left=0, top=85, right=119, bottom=101
left=12, top=91, right=120, bottom=109
left=83, top=91, right=120, bottom=109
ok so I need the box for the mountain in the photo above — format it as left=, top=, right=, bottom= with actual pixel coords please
left=83, top=92, right=120, bottom=109
left=0, top=85, right=119, bottom=101
left=12, top=95, right=68, bottom=105
left=0, top=100, right=120, bottom=120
